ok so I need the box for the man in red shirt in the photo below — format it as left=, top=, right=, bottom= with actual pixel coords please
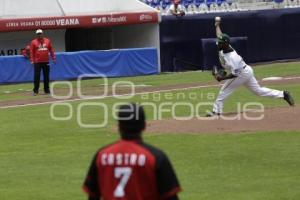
left=83, top=103, right=181, bottom=200
left=30, top=29, right=56, bottom=95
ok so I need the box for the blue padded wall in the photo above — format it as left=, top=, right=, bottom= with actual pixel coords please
left=0, top=48, right=158, bottom=83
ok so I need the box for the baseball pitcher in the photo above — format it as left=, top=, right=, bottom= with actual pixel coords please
left=207, top=17, right=294, bottom=116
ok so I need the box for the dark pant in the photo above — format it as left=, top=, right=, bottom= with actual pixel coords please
left=33, top=62, right=50, bottom=94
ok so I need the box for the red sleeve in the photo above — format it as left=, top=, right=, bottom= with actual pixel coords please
left=29, top=41, right=35, bottom=63
left=48, top=40, right=56, bottom=61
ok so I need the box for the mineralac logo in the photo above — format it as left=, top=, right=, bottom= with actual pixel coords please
left=139, top=14, right=153, bottom=22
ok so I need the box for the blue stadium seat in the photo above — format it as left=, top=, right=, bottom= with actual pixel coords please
left=150, top=0, right=162, bottom=9
left=162, top=0, right=172, bottom=5
left=162, top=2, right=169, bottom=9
left=183, top=0, right=194, bottom=8
left=274, top=0, right=284, bottom=3
left=195, top=0, right=206, bottom=7
left=151, top=0, right=161, bottom=7
left=226, top=0, right=233, bottom=5
left=206, top=0, right=216, bottom=7
left=216, top=0, right=226, bottom=5
left=145, top=0, right=153, bottom=5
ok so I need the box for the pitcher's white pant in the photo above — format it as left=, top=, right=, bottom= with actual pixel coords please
left=213, top=65, right=284, bottom=114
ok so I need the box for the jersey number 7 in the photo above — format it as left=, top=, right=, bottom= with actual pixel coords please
left=114, top=167, right=132, bottom=197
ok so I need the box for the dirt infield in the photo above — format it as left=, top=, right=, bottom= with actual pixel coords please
left=147, top=106, right=300, bottom=134
left=1, top=77, right=300, bottom=134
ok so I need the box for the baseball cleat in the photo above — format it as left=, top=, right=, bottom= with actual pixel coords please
left=283, top=91, right=294, bottom=106
left=206, top=111, right=220, bottom=117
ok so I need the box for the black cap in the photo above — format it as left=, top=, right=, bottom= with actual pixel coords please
left=118, top=103, right=146, bottom=138
left=217, top=33, right=230, bottom=44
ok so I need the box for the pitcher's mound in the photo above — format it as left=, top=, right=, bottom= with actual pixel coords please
left=147, top=106, right=300, bottom=134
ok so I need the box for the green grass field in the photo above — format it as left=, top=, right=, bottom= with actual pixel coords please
left=1, top=62, right=300, bottom=200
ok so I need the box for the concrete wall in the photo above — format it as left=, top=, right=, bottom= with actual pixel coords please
left=112, top=23, right=161, bottom=71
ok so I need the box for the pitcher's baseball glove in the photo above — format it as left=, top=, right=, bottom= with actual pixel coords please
left=212, top=66, right=227, bottom=82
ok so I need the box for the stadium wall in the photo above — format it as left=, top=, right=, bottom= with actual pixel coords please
left=0, top=48, right=158, bottom=83
left=160, top=8, right=300, bottom=71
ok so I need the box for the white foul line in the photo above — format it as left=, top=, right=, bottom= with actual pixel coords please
left=1, top=75, right=300, bottom=110
left=0, top=84, right=221, bottom=109
left=284, top=76, right=300, bottom=80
